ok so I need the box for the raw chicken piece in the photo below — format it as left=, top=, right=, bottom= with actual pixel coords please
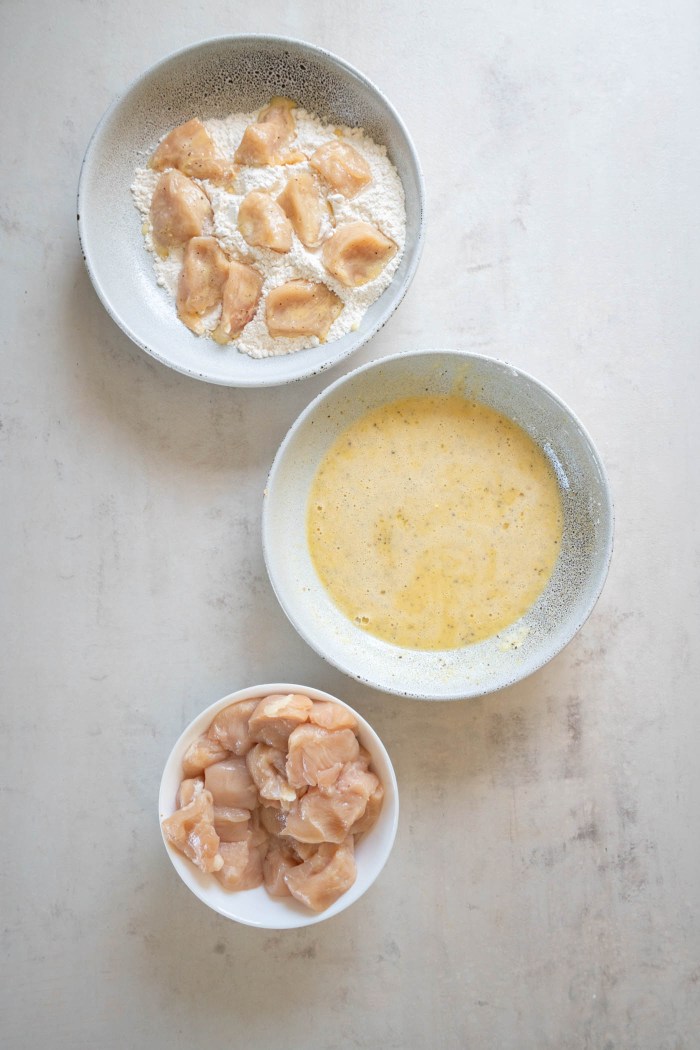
left=286, top=725, right=360, bottom=789
left=161, top=787, right=223, bottom=873
left=149, top=118, right=235, bottom=185
left=284, top=839, right=357, bottom=912
left=206, top=699, right=258, bottom=755
left=308, top=700, right=357, bottom=732
left=176, top=236, right=229, bottom=334
left=350, top=781, right=384, bottom=837
left=246, top=743, right=298, bottom=804
left=258, top=96, right=297, bottom=141
left=259, top=804, right=287, bottom=837
left=212, top=261, right=263, bottom=344
left=263, top=841, right=300, bottom=897
left=322, top=221, right=397, bottom=287
left=283, top=786, right=367, bottom=844
left=265, top=280, right=343, bottom=340
left=234, top=97, right=297, bottom=166
left=288, top=839, right=317, bottom=862
left=248, top=693, right=313, bottom=750
left=237, top=191, right=293, bottom=253
left=176, top=776, right=203, bottom=808
left=309, top=140, right=372, bottom=198
left=204, top=756, right=258, bottom=809
left=213, top=806, right=250, bottom=843
left=332, top=758, right=380, bottom=803
left=276, top=170, right=327, bottom=248
left=149, top=170, right=212, bottom=256
left=182, top=733, right=230, bottom=778
left=215, top=832, right=265, bottom=891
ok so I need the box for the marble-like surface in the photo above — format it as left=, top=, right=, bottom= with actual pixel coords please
left=2, top=1, right=699, bottom=1047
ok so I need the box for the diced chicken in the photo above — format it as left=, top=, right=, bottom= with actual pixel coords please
left=332, top=758, right=380, bottom=803
left=213, top=806, right=250, bottom=843
left=288, top=839, right=318, bottom=862
left=322, top=221, right=397, bottom=287
left=308, top=700, right=357, bottom=732
left=309, top=140, right=372, bottom=198
left=237, top=191, right=293, bottom=253
left=182, top=733, right=230, bottom=778
left=248, top=693, right=313, bottom=750
left=176, top=776, right=204, bottom=809
left=206, top=699, right=258, bottom=756
left=284, top=839, right=357, bottom=912
left=161, top=787, right=223, bottom=873
left=265, top=280, right=343, bottom=340
left=263, top=841, right=300, bottom=897
left=350, top=781, right=384, bottom=837
left=234, top=97, right=297, bottom=166
left=283, top=786, right=367, bottom=844
left=276, top=170, right=328, bottom=248
left=149, top=170, right=212, bottom=256
left=212, top=261, right=263, bottom=344
left=204, top=756, right=258, bottom=809
left=258, top=96, right=297, bottom=141
left=215, top=831, right=265, bottom=891
left=286, top=725, right=360, bottom=789
left=246, top=743, right=298, bottom=805
left=149, top=118, right=235, bottom=185
left=176, top=236, right=229, bottom=334
left=259, top=804, right=287, bottom=837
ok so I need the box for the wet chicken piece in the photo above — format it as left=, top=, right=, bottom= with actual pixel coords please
left=323, top=221, right=397, bottom=287
left=176, top=776, right=204, bottom=808
left=206, top=699, right=258, bottom=756
left=284, top=838, right=356, bottom=912
left=248, top=693, right=313, bottom=750
left=283, top=785, right=368, bottom=844
left=161, top=787, right=223, bottom=873
left=150, top=118, right=235, bottom=186
left=149, top=170, right=212, bottom=256
left=213, top=806, right=250, bottom=843
left=309, top=140, right=372, bottom=198
left=246, top=743, right=298, bottom=805
left=350, top=781, right=384, bottom=837
left=176, top=236, right=229, bottom=334
left=276, top=170, right=328, bottom=248
left=204, top=756, right=258, bottom=810
left=182, top=733, right=230, bottom=778
left=237, top=191, right=293, bottom=253
left=308, top=701, right=357, bottom=732
left=259, top=803, right=287, bottom=837
left=234, top=97, right=297, bottom=166
left=263, top=841, right=301, bottom=897
left=216, top=830, right=266, bottom=891
left=212, top=261, right=263, bottom=344
left=286, top=725, right=360, bottom=789
left=266, top=280, right=343, bottom=340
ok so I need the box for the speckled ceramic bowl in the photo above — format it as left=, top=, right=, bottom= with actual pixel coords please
left=159, top=683, right=399, bottom=928
left=263, top=349, right=614, bottom=700
left=78, top=36, right=425, bottom=387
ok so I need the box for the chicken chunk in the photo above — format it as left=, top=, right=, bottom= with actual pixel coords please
left=259, top=804, right=287, bottom=837
left=248, top=693, right=313, bottom=750
left=276, top=170, right=328, bottom=248
left=149, top=170, right=212, bottom=256
left=213, top=806, right=251, bottom=843
left=206, top=699, right=258, bottom=756
left=149, top=118, right=236, bottom=185
left=350, top=781, right=384, bottom=837
left=176, top=776, right=204, bottom=809
left=286, top=725, right=360, bottom=789
left=176, top=236, right=229, bottom=333
left=265, top=280, right=343, bottom=340
left=309, top=140, right=372, bottom=198
left=284, top=839, right=357, bottom=912
left=204, top=756, right=258, bottom=810
left=237, top=190, right=293, bottom=253
left=215, top=832, right=265, bottom=891
left=181, top=734, right=230, bottom=778
left=283, top=786, right=367, bottom=844
left=234, top=97, right=297, bottom=166
left=323, top=221, right=397, bottom=287
left=211, top=260, right=263, bottom=344
left=246, top=743, right=298, bottom=805
left=263, top=842, right=301, bottom=897
left=161, top=787, right=223, bottom=873
left=308, top=700, right=357, bottom=732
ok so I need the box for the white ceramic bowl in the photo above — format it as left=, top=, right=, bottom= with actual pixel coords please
left=263, top=349, right=614, bottom=700
left=78, top=35, right=425, bottom=387
left=158, top=684, right=399, bottom=928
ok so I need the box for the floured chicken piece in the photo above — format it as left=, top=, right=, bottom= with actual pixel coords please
left=277, top=170, right=328, bottom=248
left=176, top=236, right=229, bottom=334
left=263, top=841, right=300, bottom=897
left=182, top=734, right=230, bottom=778
left=212, top=261, right=263, bottom=345
left=246, top=743, right=298, bottom=804
left=323, top=221, right=397, bottom=287
left=216, top=830, right=266, bottom=891
left=234, top=97, right=297, bottom=166
left=286, top=725, right=360, bottom=789
left=207, top=699, right=258, bottom=755
left=284, top=839, right=357, bottom=912
left=248, top=693, right=313, bottom=750
left=149, top=118, right=236, bottom=186
left=237, top=190, right=293, bottom=253
left=309, top=140, right=372, bottom=198
left=266, top=280, right=343, bottom=340
left=161, top=787, right=223, bottom=873
left=149, top=170, right=212, bottom=256
left=213, top=806, right=250, bottom=843
left=308, top=700, right=357, bottom=732
left=204, top=756, right=258, bottom=810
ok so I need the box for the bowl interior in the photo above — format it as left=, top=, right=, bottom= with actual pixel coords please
left=78, top=36, right=424, bottom=386
left=159, top=684, right=399, bottom=928
left=263, top=350, right=614, bottom=699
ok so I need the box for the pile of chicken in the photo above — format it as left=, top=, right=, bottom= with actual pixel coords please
left=147, top=98, right=398, bottom=344
left=162, top=693, right=384, bottom=913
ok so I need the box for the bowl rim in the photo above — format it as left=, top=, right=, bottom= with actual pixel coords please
left=158, top=682, right=400, bottom=928
left=77, top=33, right=426, bottom=388
left=262, top=347, right=615, bottom=700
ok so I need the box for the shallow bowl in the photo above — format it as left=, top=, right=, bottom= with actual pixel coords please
left=78, top=35, right=425, bottom=387
left=263, top=349, right=614, bottom=700
left=159, top=683, right=399, bottom=928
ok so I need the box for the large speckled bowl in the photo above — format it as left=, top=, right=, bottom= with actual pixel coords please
left=263, top=350, right=614, bottom=700
left=78, top=36, right=425, bottom=387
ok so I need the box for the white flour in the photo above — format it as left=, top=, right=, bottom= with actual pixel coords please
left=130, top=108, right=406, bottom=359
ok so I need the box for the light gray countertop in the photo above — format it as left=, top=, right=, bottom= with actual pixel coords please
left=2, top=1, right=699, bottom=1047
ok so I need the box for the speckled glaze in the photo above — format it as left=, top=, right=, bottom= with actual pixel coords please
left=263, top=350, right=614, bottom=700
left=77, top=36, right=425, bottom=387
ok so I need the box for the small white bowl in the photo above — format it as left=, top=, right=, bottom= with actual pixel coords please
left=78, top=35, right=425, bottom=387
left=158, top=684, right=399, bottom=928
left=263, top=349, right=614, bottom=700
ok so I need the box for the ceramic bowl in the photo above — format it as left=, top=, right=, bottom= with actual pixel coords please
left=158, top=684, right=399, bottom=928
left=78, top=35, right=425, bottom=387
left=263, top=349, right=614, bottom=700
